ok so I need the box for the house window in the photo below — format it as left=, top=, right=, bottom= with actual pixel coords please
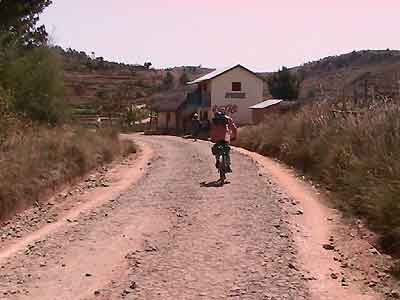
left=232, top=82, right=242, bottom=92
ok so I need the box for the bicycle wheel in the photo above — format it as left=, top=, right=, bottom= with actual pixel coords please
left=219, top=155, right=226, bottom=183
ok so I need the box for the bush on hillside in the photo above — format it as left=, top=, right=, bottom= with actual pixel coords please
left=236, top=99, right=400, bottom=255
left=162, top=72, right=174, bottom=90
left=126, top=106, right=149, bottom=124
left=268, top=66, right=301, bottom=100
left=179, top=72, right=189, bottom=86
left=0, top=86, right=24, bottom=145
left=0, top=46, right=67, bottom=124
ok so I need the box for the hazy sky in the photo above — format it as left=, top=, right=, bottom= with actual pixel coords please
left=40, top=0, right=400, bottom=72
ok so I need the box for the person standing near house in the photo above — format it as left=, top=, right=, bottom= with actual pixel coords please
left=191, top=113, right=201, bottom=141
left=96, top=116, right=102, bottom=129
left=210, top=111, right=238, bottom=173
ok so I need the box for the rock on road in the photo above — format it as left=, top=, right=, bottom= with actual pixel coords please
left=0, top=135, right=382, bottom=300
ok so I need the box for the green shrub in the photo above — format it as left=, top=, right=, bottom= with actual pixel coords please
left=0, top=46, right=67, bottom=124
left=267, top=66, right=301, bottom=100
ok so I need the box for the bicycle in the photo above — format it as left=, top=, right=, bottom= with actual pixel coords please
left=212, top=141, right=231, bottom=185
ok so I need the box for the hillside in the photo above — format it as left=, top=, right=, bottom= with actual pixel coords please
left=55, top=47, right=211, bottom=126
left=60, top=48, right=400, bottom=126
left=261, top=50, right=400, bottom=102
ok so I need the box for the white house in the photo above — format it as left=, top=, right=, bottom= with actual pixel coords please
left=148, top=64, right=264, bottom=133
left=187, top=64, right=264, bottom=125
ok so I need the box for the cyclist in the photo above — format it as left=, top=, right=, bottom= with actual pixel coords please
left=210, top=110, right=238, bottom=173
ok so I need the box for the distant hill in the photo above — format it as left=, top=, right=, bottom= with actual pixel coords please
left=260, top=50, right=400, bottom=102
left=54, top=47, right=211, bottom=126
left=59, top=47, right=400, bottom=126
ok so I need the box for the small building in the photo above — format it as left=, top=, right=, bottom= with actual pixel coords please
left=148, top=64, right=265, bottom=134
left=249, top=99, right=298, bottom=124
left=187, top=64, right=264, bottom=125
left=148, top=89, right=190, bottom=133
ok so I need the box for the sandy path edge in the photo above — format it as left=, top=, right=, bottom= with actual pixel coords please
left=0, top=139, right=153, bottom=263
left=235, top=147, right=380, bottom=300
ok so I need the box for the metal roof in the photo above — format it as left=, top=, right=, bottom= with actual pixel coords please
left=249, top=99, right=283, bottom=109
left=187, top=64, right=263, bottom=85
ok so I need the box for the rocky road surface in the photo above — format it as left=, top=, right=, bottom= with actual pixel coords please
left=0, top=135, right=396, bottom=299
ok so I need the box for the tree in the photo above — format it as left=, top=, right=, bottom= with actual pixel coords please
left=125, top=106, right=149, bottom=126
left=179, top=72, right=189, bottom=86
left=97, top=90, right=118, bottom=124
left=1, top=47, right=66, bottom=124
left=144, top=62, right=152, bottom=69
left=162, top=72, right=174, bottom=90
left=96, top=82, right=136, bottom=125
left=267, top=67, right=301, bottom=101
left=0, top=0, right=52, bottom=47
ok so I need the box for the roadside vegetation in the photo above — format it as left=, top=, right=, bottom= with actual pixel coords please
left=0, top=1, right=136, bottom=220
left=0, top=125, right=135, bottom=220
left=267, top=66, right=301, bottom=100
left=236, top=97, right=400, bottom=256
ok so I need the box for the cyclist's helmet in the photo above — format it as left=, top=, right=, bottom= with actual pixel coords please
left=213, top=110, right=228, bottom=125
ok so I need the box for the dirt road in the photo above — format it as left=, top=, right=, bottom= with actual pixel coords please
left=0, top=135, right=389, bottom=299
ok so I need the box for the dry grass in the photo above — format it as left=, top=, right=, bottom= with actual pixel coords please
left=236, top=100, right=400, bottom=255
left=0, top=125, right=136, bottom=220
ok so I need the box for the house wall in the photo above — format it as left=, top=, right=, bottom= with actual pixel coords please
left=210, top=67, right=264, bottom=125
left=157, top=112, right=177, bottom=130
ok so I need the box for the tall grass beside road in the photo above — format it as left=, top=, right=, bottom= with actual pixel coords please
left=236, top=99, right=400, bottom=256
left=0, top=124, right=136, bottom=220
